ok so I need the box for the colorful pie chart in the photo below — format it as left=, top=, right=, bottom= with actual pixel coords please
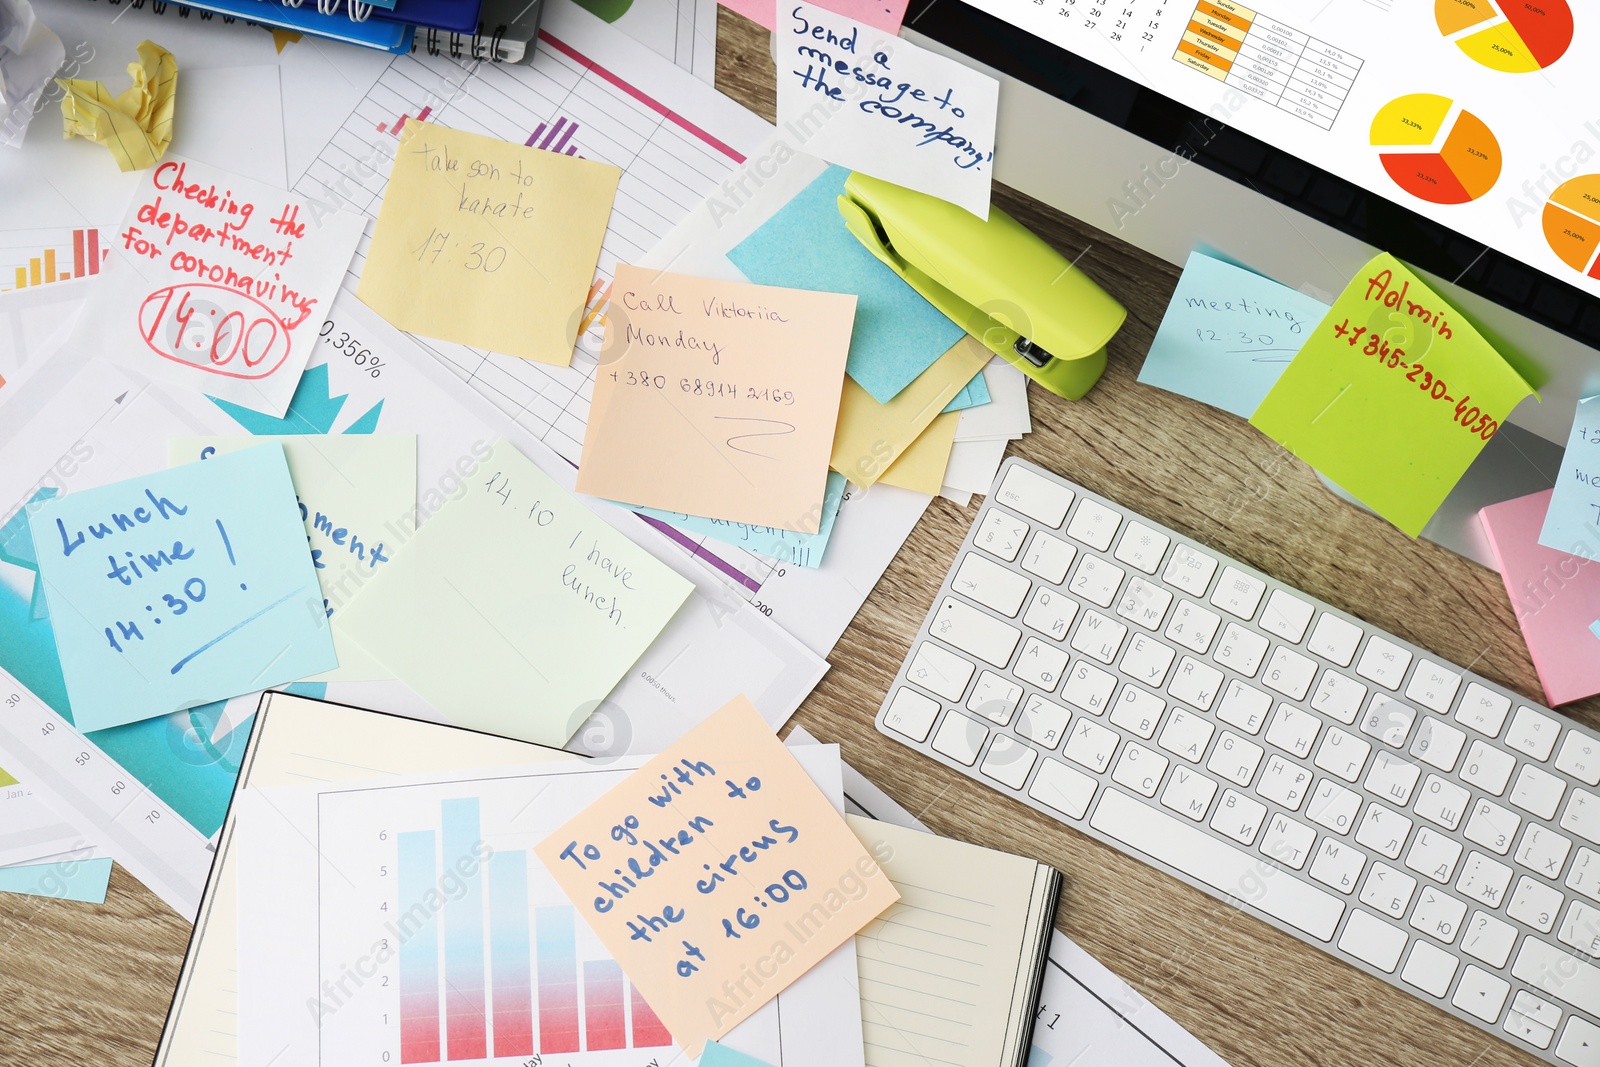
left=1435, top=0, right=1573, bottom=72
left=1370, top=94, right=1502, bottom=204
left=1542, top=175, right=1600, bottom=278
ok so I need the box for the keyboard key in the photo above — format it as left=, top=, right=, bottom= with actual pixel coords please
left=1158, top=708, right=1214, bottom=763
left=1510, top=876, right=1564, bottom=932
left=930, top=711, right=989, bottom=766
left=1505, top=990, right=1560, bottom=1049
left=1062, top=660, right=1118, bottom=715
left=1212, top=788, right=1267, bottom=845
left=1266, top=703, right=1321, bottom=760
left=995, top=466, right=1073, bottom=527
left=1261, top=812, right=1317, bottom=870
left=1512, top=764, right=1567, bottom=821
left=1015, top=694, right=1072, bottom=750
left=906, top=642, right=975, bottom=701
left=1116, top=577, right=1173, bottom=631
left=1162, top=543, right=1219, bottom=598
left=974, top=506, right=1029, bottom=561
left=1364, top=751, right=1421, bottom=807
left=967, top=671, right=1024, bottom=725
left=1213, top=623, right=1268, bottom=677
left=1119, top=633, right=1176, bottom=688
left=952, top=553, right=1032, bottom=616
left=1111, top=743, right=1168, bottom=797
left=1463, top=910, right=1518, bottom=969
left=1564, top=790, right=1600, bottom=846
left=1110, top=684, right=1165, bottom=739
left=1456, top=682, right=1512, bottom=738
left=1559, top=900, right=1600, bottom=958
left=1456, top=851, right=1513, bottom=908
left=1518, top=823, right=1573, bottom=880
left=1164, top=600, right=1222, bottom=654
left=1515, top=938, right=1600, bottom=1018
left=883, top=687, right=940, bottom=742
left=1356, top=803, right=1413, bottom=860
left=1556, top=1016, right=1600, bottom=1067
left=1208, top=731, right=1264, bottom=786
left=980, top=733, right=1037, bottom=790
left=1069, top=554, right=1125, bottom=608
left=1570, top=848, right=1600, bottom=901
left=1409, top=885, right=1468, bottom=944
left=1407, top=827, right=1464, bottom=884
left=1452, top=965, right=1510, bottom=1024
left=1405, top=660, right=1463, bottom=714
left=1257, top=754, right=1311, bottom=811
left=1161, top=766, right=1218, bottom=821
left=1309, top=670, right=1367, bottom=725
left=1506, top=705, right=1561, bottom=761
left=1262, top=646, right=1317, bottom=701
left=1113, top=521, right=1170, bottom=574
left=1307, top=612, right=1363, bottom=667
left=1216, top=680, right=1271, bottom=735
left=1560, top=733, right=1600, bottom=787
left=1359, top=695, right=1416, bottom=748
left=1168, top=656, right=1225, bottom=711
left=1313, top=727, right=1371, bottom=783
left=1020, top=530, right=1076, bottom=584
left=1463, top=798, right=1520, bottom=857
left=1307, top=778, right=1361, bottom=835
left=1259, top=589, right=1315, bottom=643
left=1071, top=611, right=1128, bottom=665
left=1409, top=717, right=1466, bottom=773
left=1064, top=716, right=1119, bottom=773
left=1460, top=740, right=1515, bottom=796
left=1338, top=910, right=1406, bottom=971
left=1028, top=757, right=1096, bottom=819
left=1066, top=498, right=1121, bottom=551
left=1309, top=837, right=1366, bottom=893
left=1356, top=635, right=1412, bottom=690
left=1361, top=861, right=1418, bottom=918
left=932, top=597, right=1022, bottom=668
left=1401, top=939, right=1459, bottom=997
left=1415, top=775, right=1470, bottom=831
left=1023, top=587, right=1079, bottom=642
left=1015, top=637, right=1070, bottom=692
left=1210, top=566, right=1266, bottom=620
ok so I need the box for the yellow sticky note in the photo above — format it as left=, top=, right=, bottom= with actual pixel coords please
left=831, top=335, right=989, bottom=488
left=1249, top=254, right=1535, bottom=537
left=535, top=696, right=899, bottom=1055
left=57, top=40, right=176, bottom=172
left=877, top=410, right=960, bottom=495
left=356, top=122, right=620, bottom=365
left=577, top=265, right=855, bottom=533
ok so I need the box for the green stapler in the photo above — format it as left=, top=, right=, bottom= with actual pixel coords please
left=838, top=172, right=1127, bottom=400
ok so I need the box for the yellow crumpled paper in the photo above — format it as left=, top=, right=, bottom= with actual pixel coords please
left=57, top=40, right=176, bottom=172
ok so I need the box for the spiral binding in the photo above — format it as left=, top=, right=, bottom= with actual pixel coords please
left=419, top=22, right=508, bottom=61
left=86, top=0, right=240, bottom=24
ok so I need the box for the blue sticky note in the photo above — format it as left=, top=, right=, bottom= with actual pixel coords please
left=1591, top=619, right=1600, bottom=642
left=1539, top=395, right=1600, bottom=562
left=630, top=472, right=846, bottom=568
left=1138, top=250, right=1331, bottom=418
left=1027, top=1047, right=1054, bottom=1067
left=699, top=1040, right=775, bottom=1067
left=0, top=857, right=113, bottom=903
left=27, top=443, right=336, bottom=733
left=943, top=368, right=991, bottom=413
left=729, top=165, right=965, bottom=405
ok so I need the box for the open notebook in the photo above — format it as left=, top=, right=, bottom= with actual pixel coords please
left=846, top=815, right=1060, bottom=1067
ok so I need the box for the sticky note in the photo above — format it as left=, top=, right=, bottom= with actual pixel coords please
left=776, top=3, right=999, bottom=218
left=57, top=40, right=175, bottom=172
left=1250, top=254, right=1535, bottom=537
left=169, top=435, right=417, bottom=681
left=878, top=410, right=960, bottom=495
left=1539, top=395, right=1600, bottom=562
left=728, top=165, right=965, bottom=404
left=0, top=857, right=113, bottom=903
left=357, top=122, right=621, bottom=366
left=832, top=335, right=990, bottom=488
left=577, top=265, right=855, bottom=534
left=78, top=156, right=364, bottom=419
left=1138, top=250, right=1330, bottom=418
left=943, top=369, right=990, bottom=413
left=631, top=471, right=847, bottom=569
left=1480, top=490, right=1600, bottom=706
left=27, top=443, right=336, bottom=732
left=718, top=0, right=908, bottom=34
left=700, top=1040, right=777, bottom=1067
left=336, top=438, right=694, bottom=747
left=536, top=696, right=899, bottom=1055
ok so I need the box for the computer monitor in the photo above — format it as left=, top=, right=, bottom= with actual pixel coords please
left=903, top=0, right=1600, bottom=566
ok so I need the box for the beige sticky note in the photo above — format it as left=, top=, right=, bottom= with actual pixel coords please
left=576, top=265, right=855, bottom=533
left=356, top=122, right=620, bottom=365
left=57, top=40, right=176, bottom=172
left=877, top=410, right=959, bottom=495
left=831, top=335, right=989, bottom=488
left=536, top=696, right=899, bottom=1055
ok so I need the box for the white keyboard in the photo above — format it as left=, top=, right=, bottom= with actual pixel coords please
left=876, top=457, right=1600, bottom=1065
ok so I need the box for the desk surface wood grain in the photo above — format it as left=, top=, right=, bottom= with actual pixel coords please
left=2, top=12, right=1593, bottom=1067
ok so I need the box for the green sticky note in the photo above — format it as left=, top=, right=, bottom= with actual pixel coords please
left=700, top=1040, right=776, bottom=1067
left=1250, top=254, right=1535, bottom=537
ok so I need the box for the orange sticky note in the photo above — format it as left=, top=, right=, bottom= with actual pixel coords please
left=535, top=696, right=898, bottom=1055
left=576, top=265, right=855, bottom=533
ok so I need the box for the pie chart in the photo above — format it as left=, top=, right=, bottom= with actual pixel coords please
left=1435, top=0, right=1573, bottom=72
left=1370, top=94, right=1502, bottom=205
left=1542, top=175, right=1600, bottom=279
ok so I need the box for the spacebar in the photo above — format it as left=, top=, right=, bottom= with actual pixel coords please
left=1090, top=788, right=1345, bottom=942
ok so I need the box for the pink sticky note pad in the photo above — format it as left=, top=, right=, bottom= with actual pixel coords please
left=721, top=0, right=908, bottom=34
left=1480, top=490, right=1600, bottom=706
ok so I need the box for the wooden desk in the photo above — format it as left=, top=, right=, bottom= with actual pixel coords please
left=1, top=11, right=1594, bottom=1066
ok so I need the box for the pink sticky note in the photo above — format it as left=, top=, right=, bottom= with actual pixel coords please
left=721, top=0, right=908, bottom=34
left=1480, top=490, right=1600, bottom=706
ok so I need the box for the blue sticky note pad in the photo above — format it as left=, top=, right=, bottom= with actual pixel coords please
left=729, top=165, right=965, bottom=405
left=1539, top=395, right=1600, bottom=562
left=0, top=857, right=113, bottom=903
left=943, top=368, right=991, bottom=413
left=630, top=472, right=846, bottom=568
left=28, top=443, right=336, bottom=733
left=1138, top=250, right=1331, bottom=418
left=699, top=1040, right=776, bottom=1067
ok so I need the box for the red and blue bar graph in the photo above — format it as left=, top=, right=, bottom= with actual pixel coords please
left=488, top=852, right=534, bottom=1057
left=442, top=798, right=487, bottom=1060
left=398, top=831, right=440, bottom=1064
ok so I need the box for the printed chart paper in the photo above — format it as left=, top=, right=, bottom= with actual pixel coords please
left=775, top=3, right=999, bottom=218
left=538, top=697, right=898, bottom=1054
left=357, top=122, right=621, bottom=365
left=1540, top=395, right=1600, bottom=562
left=1250, top=253, right=1535, bottom=537
left=577, top=265, right=854, bottom=533
left=27, top=443, right=335, bottom=732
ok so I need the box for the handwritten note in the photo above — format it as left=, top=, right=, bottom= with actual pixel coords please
left=576, top=265, right=855, bottom=533
left=79, top=156, right=364, bottom=418
left=168, top=435, right=416, bottom=682
left=536, top=696, right=898, bottom=1054
left=335, top=438, right=694, bottom=747
left=357, top=122, right=621, bottom=365
left=26, top=443, right=336, bottom=732
left=56, top=40, right=175, bottom=171
left=776, top=2, right=999, bottom=218
left=628, top=471, right=847, bottom=569
left=1539, top=395, right=1600, bottom=561
left=1250, top=253, right=1536, bottom=537
left=1138, top=250, right=1330, bottom=418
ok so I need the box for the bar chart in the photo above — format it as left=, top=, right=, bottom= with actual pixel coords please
left=2, top=228, right=104, bottom=292
left=377, top=105, right=433, bottom=136
left=524, top=114, right=584, bottom=156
